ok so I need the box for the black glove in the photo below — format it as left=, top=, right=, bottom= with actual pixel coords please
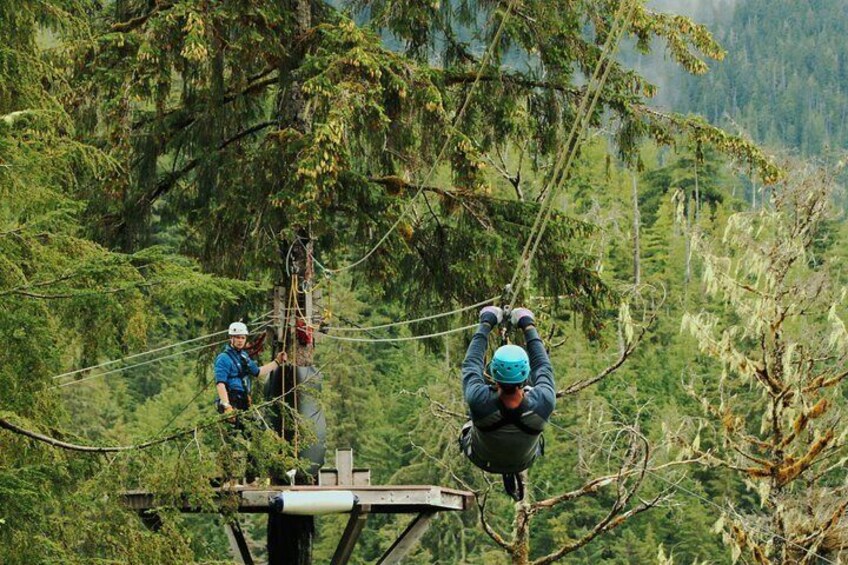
left=510, top=307, right=535, bottom=330
left=479, top=306, right=503, bottom=327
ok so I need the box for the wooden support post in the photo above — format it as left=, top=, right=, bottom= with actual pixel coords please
left=330, top=505, right=371, bottom=565
left=225, top=520, right=254, bottom=565
left=267, top=233, right=319, bottom=563
left=336, top=448, right=353, bottom=486
left=268, top=514, right=314, bottom=565
left=377, top=512, right=436, bottom=565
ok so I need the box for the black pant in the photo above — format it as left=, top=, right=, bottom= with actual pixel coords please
left=228, top=389, right=250, bottom=410
left=218, top=389, right=256, bottom=481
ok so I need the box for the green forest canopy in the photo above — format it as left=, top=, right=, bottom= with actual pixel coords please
left=2, top=0, right=847, bottom=564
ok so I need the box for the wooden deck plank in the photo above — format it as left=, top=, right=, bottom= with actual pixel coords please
left=121, top=485, right=473, bottom=515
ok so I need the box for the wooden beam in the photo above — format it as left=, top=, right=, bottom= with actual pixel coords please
left=377, top=512, right=436, bottom=565
left=336, top=449, right=354, bottom=485
left=124, top=485, right=472, bottom=515
left=330, top=505, right=370, bottom=565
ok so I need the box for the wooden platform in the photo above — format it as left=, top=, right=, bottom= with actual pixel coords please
left=122, top=450, right=473, bottom=564
left=122, top=484, right=473, bottom=515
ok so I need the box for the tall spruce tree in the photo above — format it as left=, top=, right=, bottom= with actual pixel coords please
left=1, top=1, right=259, bottom=561
left=68, top=0, right=779, bottom=314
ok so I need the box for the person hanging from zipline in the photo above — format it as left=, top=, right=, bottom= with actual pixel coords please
left=459, top=306, right=555, bottom=501
left=215, top=321, right=286, bottom=419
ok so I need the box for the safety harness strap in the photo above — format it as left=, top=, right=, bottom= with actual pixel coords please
left=475, top=403, right=543, bottom=436
left=225, top=349, right=252, bottom=394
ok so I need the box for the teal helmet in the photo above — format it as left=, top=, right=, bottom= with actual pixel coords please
left=489, top=344, right=530, bottom=385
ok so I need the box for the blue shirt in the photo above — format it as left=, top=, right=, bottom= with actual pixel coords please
left=214, top=345, right=260, bottom=393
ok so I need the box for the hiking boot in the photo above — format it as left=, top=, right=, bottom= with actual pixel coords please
left=502, top=473, right=525, bottom=501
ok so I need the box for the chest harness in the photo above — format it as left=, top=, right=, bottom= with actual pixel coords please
left=474, top=389, right=543, bottom=436
left=224, top=349, right=253, bottom=395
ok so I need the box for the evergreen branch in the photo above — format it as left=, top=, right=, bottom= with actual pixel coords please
left=632, top=105, right=783, bottom=183
left=109, top=1, right=177, bottom=33
left=0, top=394, right=289, bottom=453
left=0, top=258, right=150, bottom=296
left=131, top=68, right=277, bottom=132
left=369, top=176, right=495, bottom=229
left=6, top=281, right=161, bottom=299
left=441, top=70, right=634, bottom=111
left=138, top=120, right=276, bottom=206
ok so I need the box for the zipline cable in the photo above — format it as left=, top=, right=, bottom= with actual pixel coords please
left=321, top=296, right=498, bottom=332
left=55, top=320, right=273, bottom=388
left=323, top=0, right=520, bottom=275
left=544, top=420, right=837, bottom=565
left=317, top=323, right=478, bottom=343
left=54, top=340, right=228, bottom=388
left=51, top=310, right=274, bottom=380
left=506, top=0, right=638, bottom=310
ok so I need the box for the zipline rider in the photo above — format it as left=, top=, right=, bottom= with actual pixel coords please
left=215, top=322, right=286, bottom=418
left=460, top=306, right=555, bottom=499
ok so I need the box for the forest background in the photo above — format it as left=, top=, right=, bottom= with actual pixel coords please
left=2, top=0, right=848, bottom=563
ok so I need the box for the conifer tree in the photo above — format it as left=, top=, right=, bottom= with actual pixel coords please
left=683, top=163, right=848, bottom=563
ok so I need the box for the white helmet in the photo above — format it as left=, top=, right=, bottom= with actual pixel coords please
left=228, top=322, right=249, bottom=336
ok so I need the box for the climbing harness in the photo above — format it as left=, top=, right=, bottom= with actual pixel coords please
left=474, top=402, right=543, bottom=437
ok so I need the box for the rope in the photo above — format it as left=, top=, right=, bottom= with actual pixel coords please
left=50, top=311, right=273, bottom=381
left=321, top=296, right=498, bottom=332
left=55, top=320, right=273, bottom=388
left=317, top=323, right=478, bottom=343
left=545, top=421, right=837, bottom=565
left=506, top=0, right=638, bottom=309
left=322, top=0, right=520, bottom=275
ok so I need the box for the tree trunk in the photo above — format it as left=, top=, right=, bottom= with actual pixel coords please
left=277, top=0, right=311, bottom=134
left=631, top=171, right=641, bottom=287
left=511, top=473, right=532, bottom=565
left=684, top=195, right=692, bottom=285
left=268, top=4, right=315, bottom=563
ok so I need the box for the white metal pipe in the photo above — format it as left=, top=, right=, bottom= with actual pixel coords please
left=270, top=491, right=357, bottom=515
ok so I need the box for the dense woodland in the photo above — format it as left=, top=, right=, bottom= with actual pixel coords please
left=2, top=0, right=848, bottom=563
left=663, top=0, right=848, bottom=157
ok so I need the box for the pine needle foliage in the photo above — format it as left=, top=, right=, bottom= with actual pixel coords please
left=66, top=0, right=780, bottom=327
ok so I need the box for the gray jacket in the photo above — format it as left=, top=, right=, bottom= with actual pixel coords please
left=461, top=322, right=556, bottom=474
